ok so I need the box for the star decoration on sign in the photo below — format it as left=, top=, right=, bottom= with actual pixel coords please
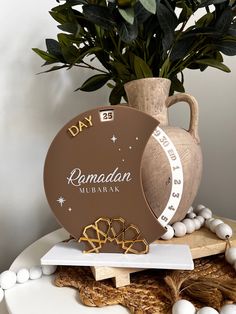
left=111, top=135, right=117, bottom=143
left=57, top=196, right=66, bottom=207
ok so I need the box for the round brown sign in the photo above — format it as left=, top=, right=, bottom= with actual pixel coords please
left=44, top=105, right=183, bottom=253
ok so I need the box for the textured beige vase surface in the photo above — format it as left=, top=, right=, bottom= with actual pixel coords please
left=125, top=78, right=203, bottom=223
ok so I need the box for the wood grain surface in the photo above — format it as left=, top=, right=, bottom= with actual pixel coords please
left=91, top=217, right=236, bottom=287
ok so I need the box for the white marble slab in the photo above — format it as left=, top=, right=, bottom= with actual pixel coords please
left=41, top=241, right=194, bottom=270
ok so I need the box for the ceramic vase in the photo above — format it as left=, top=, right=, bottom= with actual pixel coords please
left=124, top=78, right=202, bottom=223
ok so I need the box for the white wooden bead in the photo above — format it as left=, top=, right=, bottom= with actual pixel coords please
left=226, top=247, right=236, bottom=264
left=215, top=223, right=233, bottom=240
left=16, top=268, right=30, bottom=284
left=205, top=218, right=215, bottom=229
left=195, top=204, right=206, bottom=213
left=199, top=208, right=212, bottom=219
left=182, top=219, right=195, bottom=234
left=187, top=212, right=196, bottom=219
left=187, top=206, right=194, bottom=214
left=0, top=288, right=4, bottom=303
left=161, top=225, right=174, bottom=240
left=29, top=266, right=42, bottom=280
left=220, top=304, right=236, bottom=314
left=172, top=299, right=196, bottom=314
left=197, top=307, right=219, bottom=314
left=0, top=271, right=16, bottom=290
left=209, top=219, right=224, bottom=233
left=42, top=265, right=57, bottom=276
left=196, top=215, right=205, bottom=226
left=172, top=222, right=187, bottom=237
left=193, top=218, right=201, bottom=230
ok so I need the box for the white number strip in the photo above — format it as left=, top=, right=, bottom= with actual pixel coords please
left=152, top=127, right=184, bottom=227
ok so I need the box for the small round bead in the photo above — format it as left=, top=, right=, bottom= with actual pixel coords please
left=16, top=268, right=30, bottom=284
left=197, top=307, right=219, bottom=314
left=0, top=288, right=4, bottom=303
left=193, top=218, right=201, bottom=230
left=205, top=218, right=215, bottom=229
left=182, top=219, right=195, bottom=234
left=215, top=223, right=233, bottom=240
left=220, top=304, right=236, bottom=314
left=195, top=204, right=206, bottom=213
left=42, top=265, right=57, bottom=276
left=172, top=299, right=196, bottom=314
left=199, top=208, right=212, bottom=219
left=161, top=225, right=174, bottom=240
left=195, top=215, right=205, bottom=227
left=172, top=222, right=187, bottom=237
left=226, top=247, right=236, bottom=264
left=29, top=266, right=42, bottom=280
left=209, top=219, right=224, bottom=233
left=0, top=271, right=17, bottom=290
left=187, top=212, right=196, bottom=219
left=187, top=206, right=194, bottom=214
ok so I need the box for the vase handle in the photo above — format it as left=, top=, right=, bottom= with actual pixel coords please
left=165, top=93, right=200, bottom=144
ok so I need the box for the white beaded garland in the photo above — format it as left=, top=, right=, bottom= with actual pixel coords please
left=172, top=299, right=196, bottom=314
left=0, top=271, right=17, bottom=290
left=199, top=208, right=212, bottom=219
left=29, top=266, right=43, bottom=280
left=220, top=304, right=236, bottom=314
left=195, top=215, right=205, bottom=227
left=42, top=265, right=57, bottom=276
left=215, top=223, right=233, bottom=240
left=16, top=268, right=30, bottom=284
left=197, top=307, right=219, bottom=314
left=187, top=212, right=197, bottom=219
left=161, top=225, right=175, bottom=240
left=195, top=204, right=206, bottom=213
left=182, top=219, right=195, bottom=234
left=0, top=288, right=4, bottom=303
left=187, top=206, right=194, bottom=214
left=172, top=222, right=187, bottom=237
left=193, top=218, right=201, bottom=230
left=225, top=247, right=236, bottom=265
left=209, top=219, right=224, bottom=233
left=205, top=218, right=215, bottom=229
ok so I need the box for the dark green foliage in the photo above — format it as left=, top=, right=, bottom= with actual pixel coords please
left=33, top=0, right=236, bottom=103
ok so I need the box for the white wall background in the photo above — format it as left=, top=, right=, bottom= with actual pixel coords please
left=0, top=0, right=236, bottom=284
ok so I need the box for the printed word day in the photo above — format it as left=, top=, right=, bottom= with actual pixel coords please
left=67, top=115, right=93, bottom=137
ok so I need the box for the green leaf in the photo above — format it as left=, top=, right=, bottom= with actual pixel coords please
left=83, top=5, right=116, bottom=29
left=77, top=74, right=111, bottom=92
left=49, top=10, right=68, bottom=24
left=156, top=0, right=178, bottom=52
left=216, top=40, right=236, bottom=56
left=196, top=12, right=214, bottom=27
left=61, top=45, right=79, bottom=63
left=139, top=0, right=156, bottom=14
left=37, top=65, right=68, bottom=74
left=134, top=55, right=153, bottom=78
left=215, top=7, right=234, bottom=33
left=134, top=1, right=152, bottom=23
left=118, top=8, right=135, bottom=24
left=117, top=19, right=138, bottom=43
left=58, top=23, right=81, bottom=36
left=46, top=39, right=63, bottom=59
left=109, top=84, right=125, bottom=105
left=196, top=59, right=231, bottom=72
left=170, top=75, right=185, bottom=93
left=32, top=48, right=59, bottom=64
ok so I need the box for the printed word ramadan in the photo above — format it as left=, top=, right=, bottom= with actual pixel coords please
left=67, top=167, right=132, bottom=193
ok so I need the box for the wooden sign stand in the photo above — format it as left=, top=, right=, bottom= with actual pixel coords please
left=91, top=217, right=236, bottom=287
